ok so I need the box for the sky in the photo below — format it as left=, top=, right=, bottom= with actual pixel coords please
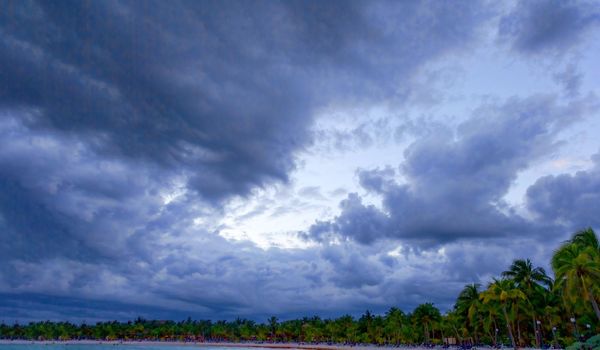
left=1, top=0, right=600, bottom=323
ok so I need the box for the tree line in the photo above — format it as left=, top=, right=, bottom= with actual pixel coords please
left=1, top=229, right=599, bottom=348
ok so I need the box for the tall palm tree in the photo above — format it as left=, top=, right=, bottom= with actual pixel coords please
left=479, top=300, right=501, bottom=347
left=412, top=303, right=441, bottom=344
left=455, top=283, right=482, bottom=344
left=481, top=279, right=527, bottom=349
left=552, top=232, right=600, bottom=321
left=443, top=311, right=464, bottom=345
left=502, top=259, right=551, bottom=347
left=268, top=316, right=278, bottom=340
left=571, top=228, right=600, bottom=251
left=502, top=259, right=551, bottom=288
left=384, top=307, right=405, bottom=345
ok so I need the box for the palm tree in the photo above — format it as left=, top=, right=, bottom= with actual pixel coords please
left=455, top=283, right=483, bottom=344
left=571, top=228, right=600, bottom=250
left=412, top=303, right=441, bottom=344
left=443, top=310, right=464, bottom=345
left=502, top=259, right=551, bottom=289
left=479, top=300, right=502, bottom=347
left=502, top=259, right=551, bottom=347
left=552, top=229, right=600, bottom=322
left=268, top=316, right=278, bottom=340
left=384, top=307, right=405, bottom=345
left=540, top=291, right=563, bottom=349
left=481, top=279, right=527, bottom=349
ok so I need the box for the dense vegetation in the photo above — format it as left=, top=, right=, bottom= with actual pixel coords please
left=1, top=229, right=599, bottom=348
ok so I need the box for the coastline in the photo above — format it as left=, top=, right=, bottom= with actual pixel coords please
left=0, top=340, right=403, bottom=350
left=0, top=340, right=547, bottom=350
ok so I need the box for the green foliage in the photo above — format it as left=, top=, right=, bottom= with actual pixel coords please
left=567, top=336, right=600, bottom=350
left=553, top=228, right=600, bottom=321
left=586, top=334, right=600, bottom=348
left=566, top=341, right=584, bottom=350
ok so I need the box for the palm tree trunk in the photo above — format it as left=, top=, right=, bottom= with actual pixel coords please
left=532, top=316, right=539, bottom=348
left=515, top=307, right=522, bottom=346
left=502, top=305, right=517, bottom=350
left=590, top=292, right=600, bottom=322
left=488, top=329, right=495, bottom=347
left=476, top=315, right=482, bottom=344
left=517, top=320, right=521, bottom=346
left=493, top=318, right=499, bottom=347
left=452, top=325, right=461, bottom=342
left=580, top=275, right=600, bottom=322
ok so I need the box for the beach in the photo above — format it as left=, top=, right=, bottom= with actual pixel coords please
left=0, top=340, right=548, bottom=350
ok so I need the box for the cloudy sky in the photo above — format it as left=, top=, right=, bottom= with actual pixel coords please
left=1, top=0, right=600, bottom=322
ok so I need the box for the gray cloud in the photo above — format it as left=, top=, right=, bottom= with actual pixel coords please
left=298, top=186, right=326, bottom=200
left=0, top=0, right=490, bottom=202
left=498, top=0, right=600, bottom=55
left=306, top=95, right=597, bottom=246
left=1, top=0, right=599, bottom=323
left=358, top=167, right=396, bottom=193
left=312, top=118, right=394, bottom=153
left=554, top=64, right=583, bottom=97
left=322, top=244, right=385, bottom=289
left=310, top=193, right=391, bottom=245
left=527, top=151, right=600, bottom=228
left=0, top=0, right=492, bottom=319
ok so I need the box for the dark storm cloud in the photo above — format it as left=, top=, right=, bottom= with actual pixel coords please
left=306, top=95, right=597, bottom=246
left=309, top=193, right=390, bottom=245
left=309, top=238, right=553, bottom=314
left=0, top=293, right=194, bottom=323
left=527, top=151, right=600, bottom=228
left=498, top=0, right=600, bottom=55
left=0, top=0, right=488, bottom=202
left=0, top=113, right=171, bottom=266
left=3, top=0, right=594, bottom=323
left=0, top=0, right=500, bottom=320
left=0, top=179, right=94, bottom=263
left=322, top=240, right=384, bottom=288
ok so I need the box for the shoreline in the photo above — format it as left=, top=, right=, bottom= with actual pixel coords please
left=0, top=340, right=429, bottom=349
left=0, top=341, right=411, bottom=350
left=0, top=340, right=548, bottom=350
